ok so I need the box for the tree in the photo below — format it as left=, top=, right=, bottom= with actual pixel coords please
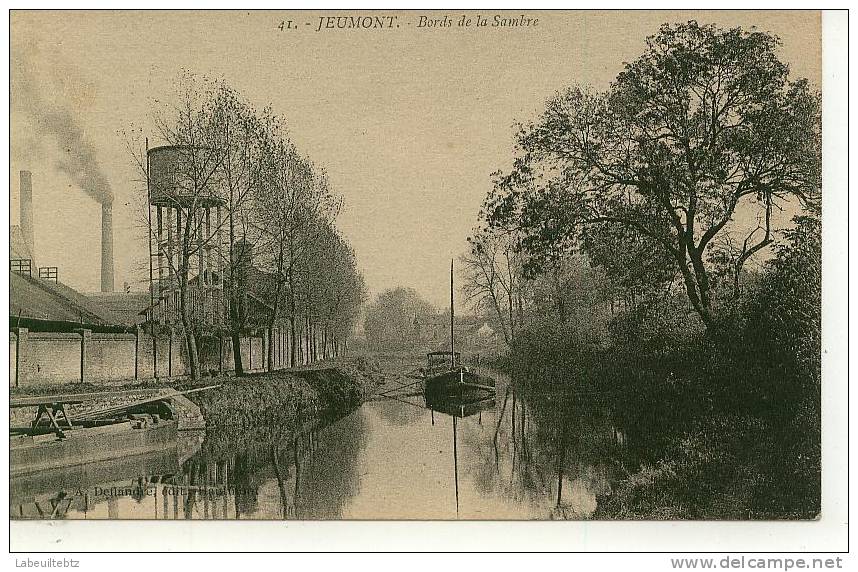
left=363, top=288, right=436, bottom=351
left=140, top=76, right=231, bottom=380
left=460, top=227, right=528, bottom=345
left=528, top=255, right=609, bottom=326
left=742, top=209, right=821, bottom=389
left=302, top=225, right=366, bottom=361
left=132, top=74, right=363, bottom=377
left=486, top=22, right=821, bottom=329
left=581, top=222, right=677, bottom=311
left=143, top=75, right=284, bottom=379
left=212, top=83, right=281, bottom=376
left=251, top=139, right=341, bottom=367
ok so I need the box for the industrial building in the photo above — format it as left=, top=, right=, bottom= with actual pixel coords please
left=7, top=168, right=273, bottom=387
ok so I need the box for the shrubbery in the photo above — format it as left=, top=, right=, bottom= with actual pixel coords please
left=504, top=214, right=821, bottom=519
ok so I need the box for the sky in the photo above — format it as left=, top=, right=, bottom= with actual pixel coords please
left=9, top=10, right=821, bottom=309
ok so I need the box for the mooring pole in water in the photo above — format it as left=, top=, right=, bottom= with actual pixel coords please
left=453, top=415, right=459, bottom=516
left=556, top=419, right=567, bottom=508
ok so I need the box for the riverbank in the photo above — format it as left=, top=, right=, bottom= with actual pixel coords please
left=495, top=323, right=819, bottom=520
left=9, top=357, right=388, bottom=438
left=185, top=365, right=379, bottom=432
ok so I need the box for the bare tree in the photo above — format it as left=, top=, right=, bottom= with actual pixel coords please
left=461, top=227, right=528, bottom=346
left=252, top=140, right=341, bottom=368
left=143, top=76, right=228, bottom=379
left=128, top=74, right=279, bottom=379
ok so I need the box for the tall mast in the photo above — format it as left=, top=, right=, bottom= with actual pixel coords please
left=450, top=258, right=454, bottom=369
left=453, top=415, right=459, bottom=516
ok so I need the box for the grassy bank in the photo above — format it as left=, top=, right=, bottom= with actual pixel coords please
left=180, top=359, right=385, bottom=456
left=10, top=357, right=387, bottom=452
left=187, top=365, right=379, bottom=431
left=500, top=294, right=819, bottom=520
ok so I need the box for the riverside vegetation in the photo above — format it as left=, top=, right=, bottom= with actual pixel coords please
left=464, top=22, right=821, bottom=519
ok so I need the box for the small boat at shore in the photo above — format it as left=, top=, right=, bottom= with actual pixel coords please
left=10, top=394, right=180, bottom=478
left=11, top=417, right=178, bottom=478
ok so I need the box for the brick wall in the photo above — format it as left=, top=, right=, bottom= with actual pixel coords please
left=9, top=327, right=281, bottom=387
left=88, top=334, right=137, bottom=382
left=21, top=332, right=81, bottom=384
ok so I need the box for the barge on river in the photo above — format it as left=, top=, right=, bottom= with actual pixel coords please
left=10, top=393, right=180, bottom=477
left=422, top=351, right=495, bottom=403
left=422, top=259, right=496, bottom=404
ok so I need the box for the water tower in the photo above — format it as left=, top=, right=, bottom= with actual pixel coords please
left=146, top=144, right=226, bottom=326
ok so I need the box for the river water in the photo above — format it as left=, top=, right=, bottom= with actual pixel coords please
left=11, top=374, right=632, bottom=520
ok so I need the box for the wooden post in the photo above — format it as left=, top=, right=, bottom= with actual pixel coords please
left=166, top=207, right=174, bottom=288
left=168, top=333, right=173, bottom=378
left=13, top=327, right=27, bottom=388
left=219, top=336, right=224, bottom=375
left=134, top=325, right=141, bottom=380
left=198, top=210, right=206, bottom=289
left=175, top=209, right=182, bottom=281
left=75, top=329, right=91, bottom=383
left=216, top=205, right=223, bottom=324
left=153, top=334, right=159, bottom=380
left=156, top=206, right=165, bottom=289
left=263, top=328, right=270, bottom=372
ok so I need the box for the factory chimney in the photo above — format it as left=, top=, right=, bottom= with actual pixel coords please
left=101, top=202, right=114, bottom=293
left=19, top=171, right=35, bottom=264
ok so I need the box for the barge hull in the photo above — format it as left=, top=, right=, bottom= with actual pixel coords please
left=11, top=421, right=178, bottom=477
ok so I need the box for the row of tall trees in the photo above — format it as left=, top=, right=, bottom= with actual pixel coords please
left=129, top=74, right=365, bottom=379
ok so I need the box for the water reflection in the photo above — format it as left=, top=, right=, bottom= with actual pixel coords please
left=10, top=372, right=630, bottom=520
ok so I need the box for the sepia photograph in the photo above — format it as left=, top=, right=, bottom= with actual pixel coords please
left=5, top=6, right=849, bottom=555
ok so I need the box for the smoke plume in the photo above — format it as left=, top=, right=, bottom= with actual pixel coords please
left=12, top=40, right=113, bottom=205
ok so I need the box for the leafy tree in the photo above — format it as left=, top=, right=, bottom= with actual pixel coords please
left=300, top=223, right=366, bottom=362
left=363, top=287, right=436, bottom=351
left=581, top=222, right=678, bottom=310
left=486, top=21, right=821, bottom=329
left=741, top=210, right=821, bottom=391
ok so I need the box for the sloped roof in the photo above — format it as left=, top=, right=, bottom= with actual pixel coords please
left=84, top=292, right=151, bottom=325
left=10, top=271, right=122, bottom=325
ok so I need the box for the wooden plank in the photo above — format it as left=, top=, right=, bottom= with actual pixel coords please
left=10, top=384, right=221, bottom=408
left=74, top=384, right=221, bottom=421
left=11, top=389, right=162, bottom=408
left=73, top=391, right=180, bottom=421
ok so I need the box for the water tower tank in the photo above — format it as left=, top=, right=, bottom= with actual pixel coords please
left=148, top=145, right=226, bottom=207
